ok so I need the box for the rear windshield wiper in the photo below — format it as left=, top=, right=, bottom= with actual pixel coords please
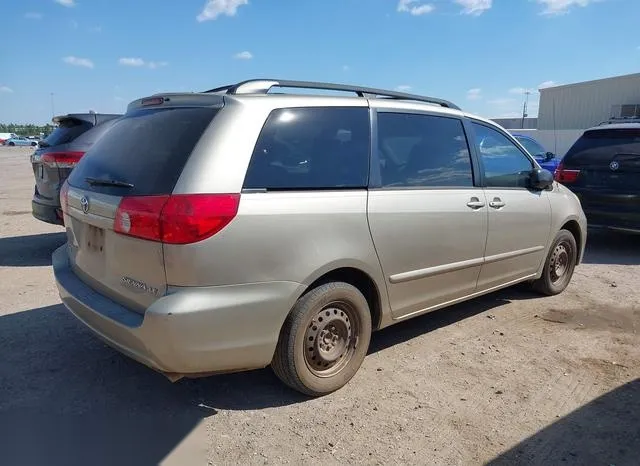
left=85, top=177, right=134, bottom=188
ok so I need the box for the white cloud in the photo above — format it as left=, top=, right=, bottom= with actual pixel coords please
left=488, top=97, right=516, bottom=105
left=538, top=80, right=558, bottom=89
left=119, top=58, right=167, bottom=69
left=197, top=0, right=248, bottom=22
left=537, top=0, right=595, bottom=15
left=55, top=0, right=76, bottom=7
left=147, top=61, right=168, bottom=69
left=455, top=0, right=492, bottom=15
left=233, top=51, right=253, bottom=60
left=119, top=57, right=145, bottom=67
left=508, top=87, right=530, bottom=95
left=499, top=112, right=522, bottom=118
left=466, top=88, right=482, bottom=100
left=397, top=0, right=435, bottom=15
left=0, top=85, right=14, bottom=93
left=395, top=85, right=413, bottom=92
left=24, top=12, right=43, bottom=20
left=63, top=56, right=94, bottom=68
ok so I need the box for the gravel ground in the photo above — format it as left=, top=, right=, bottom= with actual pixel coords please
left=1, top=145, right=639, bottom=466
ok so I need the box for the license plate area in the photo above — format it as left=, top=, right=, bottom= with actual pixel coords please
left=85, top=224, right=105, bottom=254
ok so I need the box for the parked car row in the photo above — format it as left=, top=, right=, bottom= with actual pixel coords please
left=48, top=79, right=588, bottom=396
left=2, top=135, right=39, bottom=146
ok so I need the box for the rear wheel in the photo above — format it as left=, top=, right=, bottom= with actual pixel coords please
left=272, top=282, right=372, bottom=396
left=532, top=229, right=577, bottom=296
left=8, top=142, right=15, bottom=146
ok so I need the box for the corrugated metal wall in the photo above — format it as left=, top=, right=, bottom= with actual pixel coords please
left=538, top=73, right=640, bottom=130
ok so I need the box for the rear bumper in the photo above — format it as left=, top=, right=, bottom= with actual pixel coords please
left=32, top=195, right=63, bottom=225
left=52, top=245, right=304, bottom=376
left=573, top=189, right=640, bottom=232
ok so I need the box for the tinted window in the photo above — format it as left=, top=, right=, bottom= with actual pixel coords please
left=472, top=123, right=533, bottom=188
left=243, top=107, right=370, bottom=190
left=71, top=118, right=120, bottom=148
left=43, top=118, right=92, bottom=146
left=68, top=107, right=219, bottom=196
left=515, top=136, right=546, bottom=157
left=564, top=128, right=640, bottom=166
left=377, top=113, right=473, bottom=188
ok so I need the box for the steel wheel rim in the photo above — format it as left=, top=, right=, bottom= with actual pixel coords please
left=550, top=241, right=572, bottom=284
left=304, top=301, right=359, bottom=377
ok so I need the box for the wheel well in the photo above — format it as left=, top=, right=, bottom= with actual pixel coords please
left=561, top=220, right=582, bottom=259
left=306, top=267, right=382, bottom=330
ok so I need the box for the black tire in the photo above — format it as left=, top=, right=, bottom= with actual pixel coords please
left=272, top=282, right=372, bottom=396
left=8, top=142, right=15, bottom=146
left=532, top=229, right=577, bottom=296
left=31, top=142, right=37, bottom=146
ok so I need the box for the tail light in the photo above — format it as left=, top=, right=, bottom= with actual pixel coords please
left=554, top=162, right=580, bottom=184
left=41, top=151, right=85, bottom=169
left=60, top=182, right=70, bottom=213
left=114, top=194, right=240, bottom=244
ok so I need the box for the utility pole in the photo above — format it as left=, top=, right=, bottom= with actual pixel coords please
left=521, top=90, right=530, bottom=129
left=50, top=93, right=55, bottom=119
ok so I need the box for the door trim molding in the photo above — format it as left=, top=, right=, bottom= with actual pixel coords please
left=389, top=245, right=544, bottom=284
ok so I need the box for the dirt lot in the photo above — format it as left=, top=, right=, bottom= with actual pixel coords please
left=0, top=145, right=639, bottom=466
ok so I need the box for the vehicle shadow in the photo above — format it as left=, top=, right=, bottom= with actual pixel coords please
left=0, top=232, right=66, bottom=267
left=488, top=378, right=640, bottom=466
left=0, top=287, right=541, bottom=465
left=0, top=304, right=305, bottom=466
left=368, top=287, right=539, bottom=354
left=582, top=229, right=640, bottom=265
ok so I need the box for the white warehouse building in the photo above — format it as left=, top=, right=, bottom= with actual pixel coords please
left=538, top=72, right=640, bottom=130
left=498, top=72, right=640, bottom=156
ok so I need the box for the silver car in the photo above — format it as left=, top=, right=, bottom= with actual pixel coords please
left=53, top=79, right=587, bottom=396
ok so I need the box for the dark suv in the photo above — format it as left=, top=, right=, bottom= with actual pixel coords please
left=31, top=113, right=121, bottom=225
left=555, top=122, right=640, bottom=233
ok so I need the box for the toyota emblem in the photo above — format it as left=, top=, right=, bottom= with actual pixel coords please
left=80, top=196, right=90, bottom=214
left=609, top=161, right=620, bottom=171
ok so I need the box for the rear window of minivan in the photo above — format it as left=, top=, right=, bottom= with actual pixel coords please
left=68, top=107, right=220, bottom=196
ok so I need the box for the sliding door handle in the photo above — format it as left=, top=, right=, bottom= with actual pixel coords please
left=467, top=197, right=486, bottom=209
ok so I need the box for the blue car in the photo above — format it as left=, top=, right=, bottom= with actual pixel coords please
left=512, top=134, right=559, bottom=172
left=3, top=136, right=38, bottom=147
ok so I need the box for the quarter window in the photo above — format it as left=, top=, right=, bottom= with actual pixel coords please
left=243, top=107, right=370, bottom=190
left=376, top=113, right=473, bottom=188
left=472, top=123, right=533, bottom=188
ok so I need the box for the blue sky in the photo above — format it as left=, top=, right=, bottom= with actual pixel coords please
left=0, top=0, right=638, bottom=123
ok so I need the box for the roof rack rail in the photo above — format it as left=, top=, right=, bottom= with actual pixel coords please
left=202, top=79, right=461, bottom=110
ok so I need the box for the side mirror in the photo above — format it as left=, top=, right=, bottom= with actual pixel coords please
left=529, top=168, right=554, bottom=190
left=544, top=151, right=555, bottom=161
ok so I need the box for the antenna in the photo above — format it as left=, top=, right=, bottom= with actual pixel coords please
left=521, top=90, right=531, bottom=129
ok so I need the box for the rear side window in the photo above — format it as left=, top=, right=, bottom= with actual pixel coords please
left=43, top=118, right=92, bottom=146
left=564, top=128, right=640, bottom=165
left=243, top=107, right=370, bottom=190
left=376, top=112, right=473, bottom=188
left=68, top=107, right=219, bottom=196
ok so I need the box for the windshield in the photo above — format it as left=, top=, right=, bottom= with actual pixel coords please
left=515, top=136, right=546, bottom=156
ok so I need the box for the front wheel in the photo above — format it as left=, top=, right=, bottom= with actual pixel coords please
left=532, top=229, right=578, bottom=296
left=8, top=142, right=15, bottom=146
left=272, top=282, right=372, bottom=396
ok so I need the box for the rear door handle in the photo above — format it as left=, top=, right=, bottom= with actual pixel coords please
left=466, top=197, right=486, bottom=209
left=489, top=198, right=506, bottom=209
